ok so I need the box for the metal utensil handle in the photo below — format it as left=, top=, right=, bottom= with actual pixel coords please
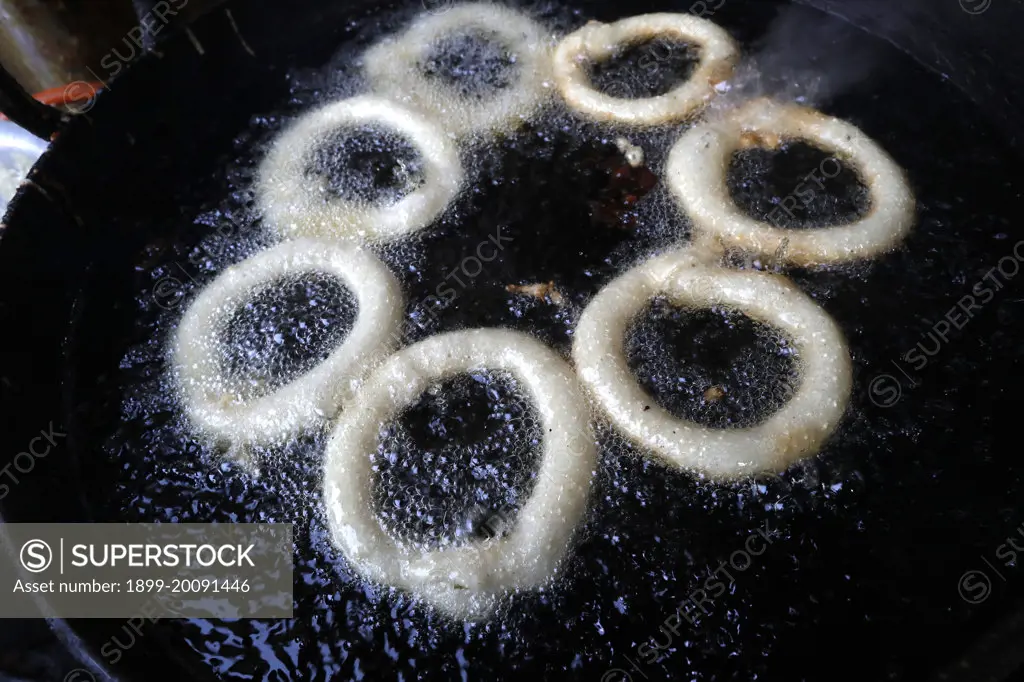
left=0, top=63, right=60, bottom=141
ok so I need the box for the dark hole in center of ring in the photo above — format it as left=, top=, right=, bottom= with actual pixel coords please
left=626, top=299, right=798, bottom=429
left=588, top=37, right=700, bottom=100
left=727, top=140, right=870, bottom=229
left=218, top=272, right=356, bottom=400
left=304, top=124, right=425, bottom=204
left=421, top=29, right=517, bottom=97
left=374, top=370, right=542, bottom=550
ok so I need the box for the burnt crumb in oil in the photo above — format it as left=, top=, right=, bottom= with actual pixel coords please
left=727, top=140, right=870, bottom=228
left=305, top=125, right=424, bottom=204
left=405, top=126, right=660, bottom=345
left=481, top=130, right=659, bottom=233
left=421, top=30, right=517, bottom=96
left=218, top=272, right=355, bottom=398
left=373, top=371, right=541, bottom=547
left=589, top=151, right=659, bottom=229
left=626, top=299, right=798, bottom=428
left=588, top=39, right=700, bottom=99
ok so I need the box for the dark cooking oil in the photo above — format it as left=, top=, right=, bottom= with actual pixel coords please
left=74, top=0, right=1024, bottom=680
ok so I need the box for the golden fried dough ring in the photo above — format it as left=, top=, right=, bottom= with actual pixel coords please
left=364, top=3, right=554, bottom=137
left=324, top=328, right=596, bottom=620
left=174, top=239, right=404, bottom=448
left=552, top=13, right=738, bottom=125
left=572, top=249, right=852, bottom=479
left=257, top=95, right=462, bottom=242
left=666, top=98, right=915, bottom=266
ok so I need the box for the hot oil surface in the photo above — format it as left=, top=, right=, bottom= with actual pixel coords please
left=376, top=371, right=541, bottom=547
left=423, top=30, right=518, bottom=95
left=627, top=302, right=798, bottom=428
left=728, top=141, right=869, bottom=228
left=588, top=38, right=700, bottom=99
left=307, top=125, right=426, bottom=204
left=79, top=0, right=1024, bottom=680
left=220, top=272, right=356, bottom=397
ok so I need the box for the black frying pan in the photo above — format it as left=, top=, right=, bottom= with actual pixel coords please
left=3, top=0, right=1024, bottom=680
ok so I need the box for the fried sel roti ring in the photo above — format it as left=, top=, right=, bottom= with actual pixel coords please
left=666, top=98, right=916, bottom=266
left=257, top=95, right=463, bottom=242
left=364, top=3, right=554, bottom=138
left=323, top=328, right=596, bottom=620
left=552, top=13, right=738, bottom=125
left=572, top=249, right=852, bottom=479
left=173, top=239, right=404, bottom=448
